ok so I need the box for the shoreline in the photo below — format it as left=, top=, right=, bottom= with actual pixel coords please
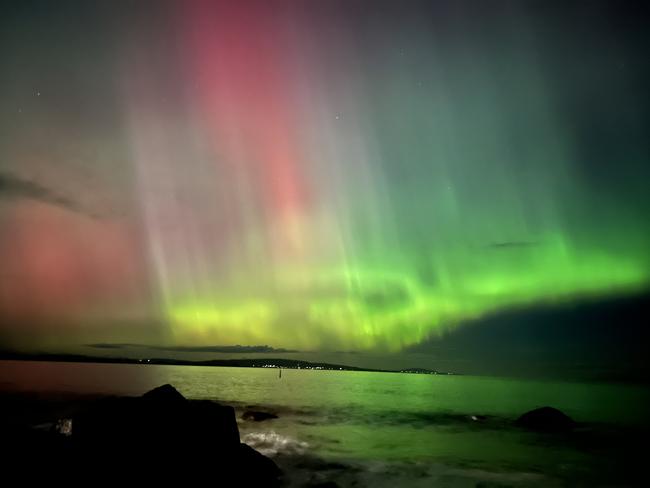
left=1, top=383, right=647, bottom=487
left=4, top=354, right=649, bottom=387
left=0, top=352, right=458, bottom=377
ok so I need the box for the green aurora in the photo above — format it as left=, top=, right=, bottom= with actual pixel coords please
left=0, top=1, right=648, bottom=356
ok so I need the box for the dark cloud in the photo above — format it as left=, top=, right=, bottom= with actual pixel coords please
left=85, top=343, right=299, bottom=353
left=85, top=343, right=133, bottom=349
left=486, top=241, right=539, bottom=249
left=408, top=291, right=650, bottom=381
left=0, top=172, right=90, bottom=216
left=154, top=345, right=299, bottom=353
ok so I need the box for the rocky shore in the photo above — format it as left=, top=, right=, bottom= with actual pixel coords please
left=3, top=384, right=281, bottom=485
left=6, top=382, right=642, bottom=487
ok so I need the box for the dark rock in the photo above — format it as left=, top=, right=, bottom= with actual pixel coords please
left=238, top=443, right=283, bottom=479
left=242, top=409, right=279, bottom=421
left=190, top=399, right=240, bottom=445
left=141, top=383, right=187, bottom=405
left=515, top=406, right=575, bottom=432
left=66, top=385, right=278, bottom=484
left=72, top=385, right=240, bottom=449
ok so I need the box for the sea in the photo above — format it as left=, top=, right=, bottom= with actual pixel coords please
left=1, top=360, right=648, bottom=487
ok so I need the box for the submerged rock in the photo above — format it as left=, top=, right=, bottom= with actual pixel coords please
left=515, top=406, right=575, bottom=432
left=242, top=409, right=279, bottom=421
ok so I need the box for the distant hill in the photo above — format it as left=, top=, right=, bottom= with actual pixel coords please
left=0, top=351, right=385, bottom=372
left=150, top=356, right=388, bottom=372
left=400, top=368, right=437, bottom=374
left=0, top=350, right=454, bottom=375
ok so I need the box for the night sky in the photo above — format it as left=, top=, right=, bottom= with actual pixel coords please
left=1, top=1, right=648, bottom=379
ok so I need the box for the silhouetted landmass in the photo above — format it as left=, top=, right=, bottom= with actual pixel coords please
left=400, top=368, right=451, bottom=375
left=0, top=350, right=455, bottom=374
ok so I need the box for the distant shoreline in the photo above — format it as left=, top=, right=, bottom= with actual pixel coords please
left=0, top=351, right=451, bottom=375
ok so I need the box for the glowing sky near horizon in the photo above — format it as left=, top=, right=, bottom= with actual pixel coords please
left=0, top=1, right=649, bottom=352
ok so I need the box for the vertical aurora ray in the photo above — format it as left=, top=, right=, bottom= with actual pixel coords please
left=2, top=1, right=648, bottom=352
left=116, top=0, right=650, bottom=351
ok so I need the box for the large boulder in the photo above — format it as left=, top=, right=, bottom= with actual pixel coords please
left=238, top=443, right=283, bottom=480
left=67, top=384, right=279, bottom=484
left=141, top=383, right=187, bottom=405
left=515, top=406, right=575, bottom=432
left=72, top=384, right=240, bottom=449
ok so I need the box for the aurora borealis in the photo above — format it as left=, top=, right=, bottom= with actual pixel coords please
left=1, top=1, right=649, bottom=364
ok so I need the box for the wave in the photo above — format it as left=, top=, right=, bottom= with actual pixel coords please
left=242, top=431, right=310, bottom=457
left=322, top=409, right=513, bottom=430
left=235, top=401, right=515, bottom=430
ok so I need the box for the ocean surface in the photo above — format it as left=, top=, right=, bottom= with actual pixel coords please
left=1, top=360, right=648, bottom=486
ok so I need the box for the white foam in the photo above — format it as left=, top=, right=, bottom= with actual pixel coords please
left=56, top=418, right=73, bottom=436
left=243, top=431, right=309, bottom=457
